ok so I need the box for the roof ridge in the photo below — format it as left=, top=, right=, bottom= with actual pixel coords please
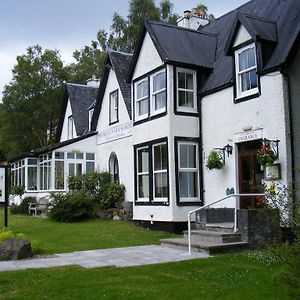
left=241, top=12, right=277, bottom=24
left=67, top=83, right=98, bottom=89
left=146, top=20, right=217, bottom=38
left=108, top=50, right=133, bottom=57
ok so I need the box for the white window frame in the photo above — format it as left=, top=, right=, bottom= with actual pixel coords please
left=152, top=142, right=168, bottom=201
left=176, top=67, right=197, bottom=113
left=136, top=146, right=150, bottom=201
left=135, top=78, right=149, bottom=121
left=67, top=115, right=75, bottom=139
left=177, top=141, right=200, bottom=202
left=235, top=43, right=258, bottom=99
left=109, top=90, right=118, bottom=124
left=150, top=69, right=166, bottom=116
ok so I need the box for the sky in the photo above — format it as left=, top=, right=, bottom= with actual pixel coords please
left=0, top=0, right=249, bottom=100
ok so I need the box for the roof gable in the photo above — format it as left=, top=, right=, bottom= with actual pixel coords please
left=128, top=20, right=217, bottom=81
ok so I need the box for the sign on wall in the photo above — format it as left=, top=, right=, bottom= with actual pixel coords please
left=0, top=167, right=5, bottom=202
left=97, top=122, right=133, bottom=145
left=234, top=128, right=263, bottom=143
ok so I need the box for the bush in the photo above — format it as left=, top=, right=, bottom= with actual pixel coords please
left=99, top=182, right=125, bottom=209
left=49, top=191, right=95, bottom=222
left=0, top=228, right=28, bottom=244
left=10, top=197, right=37, bottom=215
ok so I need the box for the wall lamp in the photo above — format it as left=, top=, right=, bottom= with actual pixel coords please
left=214, top=144, right=233, bottom=164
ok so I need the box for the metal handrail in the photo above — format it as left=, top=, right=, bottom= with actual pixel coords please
left=187, top=193, right=265, bottom=254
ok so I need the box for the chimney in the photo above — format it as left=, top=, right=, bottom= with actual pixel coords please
left=177, top=8, right=209, bottom=30
left=86, top=75, right=100, bottom=88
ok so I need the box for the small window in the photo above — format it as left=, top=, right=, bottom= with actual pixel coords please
left=151, top=70, right=166, bottom=114
left=68, top=116, right=75, bottom=139
left=177, top=142, right=199, bottom=202
left=176, top=68, right=197, bottom=113
left=137, top=147, right=149, bottom=200
left=109, top=152, right=119, bottom=183
left=135, top=79, right=149, bottom=120
left=89, top=108, right=94, bottom=131
left=109, top=90, right=119, bottom=124
left=235, top=44, right=258, bottom=99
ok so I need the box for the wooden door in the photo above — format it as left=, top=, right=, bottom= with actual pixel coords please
left=238, top=141, right=264, bottom=208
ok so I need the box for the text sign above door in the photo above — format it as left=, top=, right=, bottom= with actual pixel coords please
left=234, top=129, right=263, bottom=144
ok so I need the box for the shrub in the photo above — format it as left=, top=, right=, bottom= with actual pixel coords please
left=0, top=228, right=28, bottom=244
left=10, top=197, right=37, bottom=215
left=206, top=150, right=224, bottom=170
left=49, top=191, right=95, bottom=222
left=10, top=185, right=25, bottom=196
left=98, top=182, right=125, bottom=209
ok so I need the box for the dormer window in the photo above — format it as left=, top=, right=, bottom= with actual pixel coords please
left=235, top=44, right=258, bottom=100
left=135, top=78, right=149, bottom=120
left=68, top=116, right=75, bottom=139
left=109, top=90, right=119, bottom=125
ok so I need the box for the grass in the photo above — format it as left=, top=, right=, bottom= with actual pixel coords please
left=0, top=251, right=289, bottom=300
left=0, top=209, right=176, bottom=254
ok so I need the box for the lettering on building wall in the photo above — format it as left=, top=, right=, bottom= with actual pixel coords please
left=234, top=129, right=263, bottom=143
left=97, top=122, right=133, bottom=145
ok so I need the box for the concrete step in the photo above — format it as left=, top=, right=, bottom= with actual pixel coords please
left=160, top=238, right=249, bottom=255
left=205, top=222, right=234, bottom=232
left=183, top=230, right=241, bottom=244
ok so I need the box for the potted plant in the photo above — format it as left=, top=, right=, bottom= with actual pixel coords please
left=257, top=145, right=277, bottom=166
left=206, top=150, right=224, bottom=170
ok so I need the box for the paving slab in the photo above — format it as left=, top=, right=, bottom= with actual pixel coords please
left=0, top=245, right=209, bottom=272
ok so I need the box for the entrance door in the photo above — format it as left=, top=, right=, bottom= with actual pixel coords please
left=238, top=140, right=264, bottom=208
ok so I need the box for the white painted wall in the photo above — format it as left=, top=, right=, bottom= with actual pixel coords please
left=202, top=71, right=290, bottom=207
left=233, top=25, right=252, bottom=48
left=96, top=68, right=133, bottom=202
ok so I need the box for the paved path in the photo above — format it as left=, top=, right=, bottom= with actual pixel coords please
left=0, top=245, right=209, bottom=272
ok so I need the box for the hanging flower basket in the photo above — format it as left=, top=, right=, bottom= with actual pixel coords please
left=206, top=150, right=224, bottom=170
left=257, top=145, right=277, bottom=166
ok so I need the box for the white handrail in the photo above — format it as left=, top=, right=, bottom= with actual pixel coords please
left=187, top=193, right=265, bottom=254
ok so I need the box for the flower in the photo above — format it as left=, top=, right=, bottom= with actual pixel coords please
left=257, top=145, right=277, bottom=166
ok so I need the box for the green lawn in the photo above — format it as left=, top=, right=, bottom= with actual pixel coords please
left=0, top=209, right=176, bottom=254
left=0, top=252, right=289, bottom=300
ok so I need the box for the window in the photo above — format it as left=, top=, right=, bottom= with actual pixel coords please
left=109, top=90, right=119, bottom=124
left=177, top=141, right=200, bottom=203
left=153, top=143, right=168, bottom=199
left=89, top=108, right=94, bottom=131
left=27, top=158, right=37, bottom=191
left=68, top=116, right=75, bottom=139
left=176, top=68, right=197, bottom=113
left=39, top=154, right=51, bottom=190
left=109, top=152, right=119, bottom=183
left=135, top=79, right=149, bottom=120
left=134, top=68, right=167, bottom=121
left=54, top=152, right=64, bottom=190
left=135, top=139, right=169, bottom=203
left=235, top=44, right=258, bottom=99
left=137, top=147, right=149, bottom=200
left=151, top=70, right=166, bottom=114
left=86, top=153, right=95, bottom=174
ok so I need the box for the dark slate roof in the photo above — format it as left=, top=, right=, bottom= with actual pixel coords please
left=10, top=132, right=97, bottom=162
left=56, top=83, right=98, bottom=142
left=109, top=51, right=132, bottom=116
left=91, top=51, right=132, bottom=131
left=128, top=21, right=217, bottom=80
left=199, top=0, right=300, bottom=94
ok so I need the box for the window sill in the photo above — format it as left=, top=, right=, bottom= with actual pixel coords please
left=134, top=111, right=167, bottom=126
left=234, top=91, right=260, bottom=103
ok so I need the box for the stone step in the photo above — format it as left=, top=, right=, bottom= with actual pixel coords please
left=160, top=238, right=249, bottom=255
left=183, top=229, right=241, bottom=244
left=205, top=222, right=234, bottom=232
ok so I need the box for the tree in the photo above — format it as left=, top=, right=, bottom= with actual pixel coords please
left=0, top=45, right=68, bottom=159
left=197, top=3, right=215, bottom=20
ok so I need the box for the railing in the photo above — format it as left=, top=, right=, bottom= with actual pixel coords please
left=187, top=193, right=265, bottom=254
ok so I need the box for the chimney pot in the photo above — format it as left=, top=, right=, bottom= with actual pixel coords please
left=184, top=10, right=191, bottom=18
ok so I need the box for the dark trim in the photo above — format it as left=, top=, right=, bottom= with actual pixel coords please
left=174, top=137, right=203, bottom=206
left=200, top=82, right=233, bottom=97
left=232, top=39, right=255, bottom=53
left=133, top=66, right=167, bottom=125
left=109, top=89, right=119, bottom=125
left=134, top=220, right=187, bottom=234
left=234, top=92, right=260, bottom=103
left=174, top=66, right=199, bottom=116
left=134, top=137, right=170, bottom=206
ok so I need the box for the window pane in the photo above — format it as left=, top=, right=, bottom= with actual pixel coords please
left=241, top=72, right=250, bottom=92
left=28, top=167, right=37, bottom=190
left=86, top=153, right=95, bottom=160
left=69, top=163, right=75, bottom=177
left=154, top=144, right=167, bottom=171
left=180, top=144, right=196, bottom=168
left=186, top=73, right=193, bottom=90
left=154, top=172, right=168, bottom=198
left=55, top=161, right=64, bottom=190
left=249, top=70, right=258, bottom=89
left=178, top=72, right=185, bottom=88
left=138, top=98, right=148, bottom=116
left=154, top=91, right=166, bottom=110
left=239, top=51, right=247, bottom=71
left=138, top=175, right=149, bottom=198
left=179, top=171, right=198, bottom=198
left=153, top=71, right=165, bottom=92
left=76, top=153, right=83, bottom=159
left=76, top=163, right=82, bottom=175
left=86, top=162, right=94, bottom=174
left=138, top=149, right=149, bottom=173
left=28, top=159, right=37, bottom=166
left=55, top=152, right=64, bottom=159
left=67, top=152, right=75, bottom=159
left=137, top=80, right=148, bottom=99
left=179, top=91, right=194, bottom=108
left=247, top=48, right=256, bottom=68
